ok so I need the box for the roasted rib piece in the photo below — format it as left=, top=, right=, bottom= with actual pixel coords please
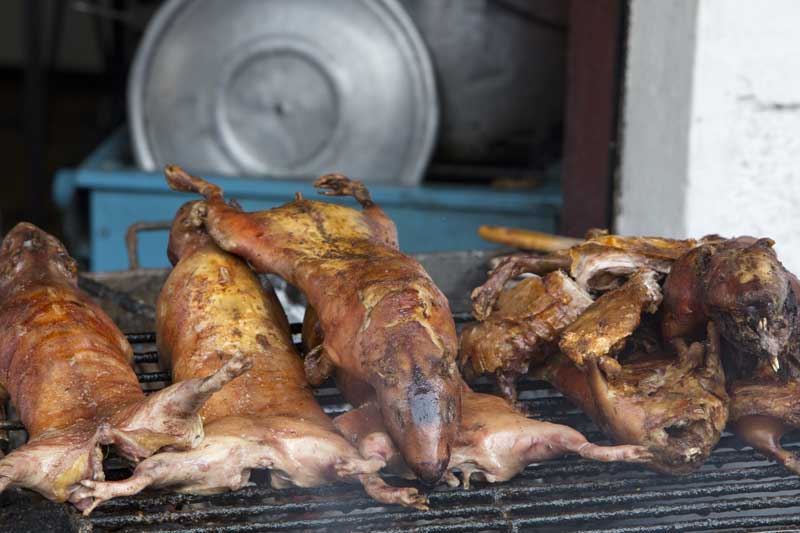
left=662, top=237, right=800, bottom=474
left=80, top=202, right=426, bottom=511
left=0, top=223, right=248, bottom=510
left=164, top=167, right=460, bottom=484
left=460, top=271, right=592, bottom=403
left=472, top=233, right=705, bottom=319
left=333, top=372, right=652, bottom=488
left=567, top=234, right=704, bottom=291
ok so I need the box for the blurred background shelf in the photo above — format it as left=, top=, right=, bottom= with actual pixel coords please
left=54, top=128, right=561, bottom=271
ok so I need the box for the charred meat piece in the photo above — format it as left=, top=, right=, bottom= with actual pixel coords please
left=0, top=223, right=248, bottom=510
left=334, top=373, right=651, bottom=488
left=474, top=234, right=705, bottom=313
left=471, top=253, right=572, bottom=321
left=164, top=167, right=460, bottom=485
left=568, top=233, right=706, bottom=292
left=80, top=203, right=426, bottom=512
left=662, top=237, right=800, bottom=474
left=559, top=270, right=662, bottom=373
left=460, top=271, right=592, bottom=403
left=536, top=322, right=728, bottom=474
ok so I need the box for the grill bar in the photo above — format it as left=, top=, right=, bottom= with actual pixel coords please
left=134, top=351, right=159, bottom=363
left=91, top=492, right=800, bottom=533
left=5, top=328, right=800, bottom=532
left=87, top=472, right=800, bottom=530
left=127, top=331, right=156, bottom=344
left=138, top=371, right=171, bottom=383
left=91, top=461, right=790, bottom=514
left=582, top=517, right=800, bottom=533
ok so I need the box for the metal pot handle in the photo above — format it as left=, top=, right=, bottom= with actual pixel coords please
left=125, top=221, right=172, bottom=270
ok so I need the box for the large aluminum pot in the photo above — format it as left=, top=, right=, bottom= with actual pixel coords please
left=128, top=0, right=438, bottom=185
left=401, top=0, right=566, bottom=164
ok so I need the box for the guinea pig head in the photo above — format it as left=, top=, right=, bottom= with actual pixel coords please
left=704, top=238, right=797, bottom=376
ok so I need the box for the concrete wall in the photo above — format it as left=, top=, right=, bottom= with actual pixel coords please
left=618, top=0, right=800, bottom=272
left=617, top=0, right=697, bottom=239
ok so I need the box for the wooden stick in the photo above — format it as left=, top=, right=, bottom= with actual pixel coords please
left=478, top=226, right=582, bottom=252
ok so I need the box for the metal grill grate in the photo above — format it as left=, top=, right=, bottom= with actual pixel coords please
left=3, top=324, right=800, bottom=532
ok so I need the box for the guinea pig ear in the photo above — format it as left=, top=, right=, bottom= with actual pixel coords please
left=751, top=238, right=776, bottom=250
left=695, top=243, right=714, bottom=271
left=187, top=201, right=208, bottom=227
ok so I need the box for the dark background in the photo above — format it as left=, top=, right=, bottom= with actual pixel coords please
left=1, top=0, right=622, bottom=246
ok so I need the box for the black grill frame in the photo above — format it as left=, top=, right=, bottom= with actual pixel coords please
left=3, top=321, right=800, bottom=532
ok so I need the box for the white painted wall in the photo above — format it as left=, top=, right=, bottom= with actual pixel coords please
left=618, top=0, right=800, bottom=273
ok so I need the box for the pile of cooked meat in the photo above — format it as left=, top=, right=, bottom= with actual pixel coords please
left=1, top=169, right=798, bottom=514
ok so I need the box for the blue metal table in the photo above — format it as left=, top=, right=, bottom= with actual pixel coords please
left=54, top=130, right=561, bottom=271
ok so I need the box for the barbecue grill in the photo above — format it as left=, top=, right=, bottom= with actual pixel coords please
left=2, top=253, right=800, bottom=532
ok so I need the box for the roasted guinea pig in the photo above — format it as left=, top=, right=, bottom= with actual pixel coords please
left=164, top=166, right=460, bottom=484
left=554, top=272, right=727, bottom=474
left=536, top=320, right=728, bottom=475
left=0, top=223, right=249, bottom=510
left=303, top=313, right=650, bottom=487
left=79, top=204, right=426, bottom=512
left=662, top=237, right=800, bottom=474
left=464, top=264, right=728, bottom=474
left=460, top=271, right=592, bottom=403
left=332, top=372, right=651, bottom=488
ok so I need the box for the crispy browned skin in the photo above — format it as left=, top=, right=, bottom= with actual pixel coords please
left=662, top=237, right=800, bottom=474
left=460, top=271, right=592, bottom=403
left=559, top=270, right=662, bottom=372
left=164, top=167, right=460, bottom=484
left=536, top=323, right=728, bottom=474
left=0, top=223, right=248, bottom=510
left=80, top=203, right=426, bottom=511
left=333, top=372, right=651, bottom=488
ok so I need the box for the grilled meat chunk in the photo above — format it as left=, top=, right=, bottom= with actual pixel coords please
left=80, top=202, right=426, bottom=512
left=559, top=270, right=662, bottom=373
left=473, top=234, right=704, bottom=316
left=460, top=271, right=592, bottom=403
left=0, top=223, right=247, bottom=510
left=164, top=167, right=461, bottom=484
